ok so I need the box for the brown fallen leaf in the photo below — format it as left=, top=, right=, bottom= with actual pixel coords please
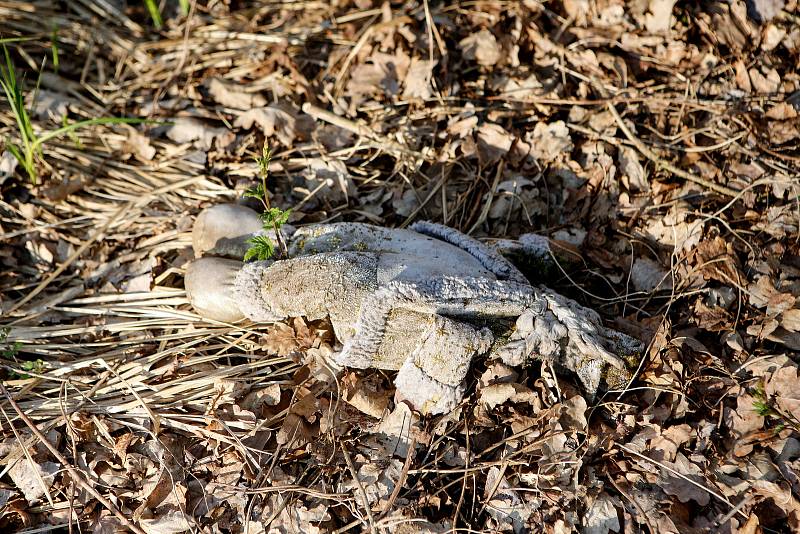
left=725, top=392, right=765, bottom=456
left=346, top=51, right=410, bottom=104
left=233, top=102, right=300, bottom=147
left=747, top=0, right=786, bottom=23
left=631, top=257, right=672, bottom=292
left=298, top=158, right=356, bottom=206
left=526, top=121, right=573, bottom=162
left=747, top=276, right=795, bottom=316
left=659, top=453, right=711, bottom=505
left=165, top=117, right=234, bottom=150
left=8, top=458, right=59, bottom=504
left=402, top=57, right=436, bottom=100
left=583, top=493, right=621, bottom=534
left=476, top=122, right=513, bottom=165
left=751, top=479, right=800, bottom=530
left=644, top=0, right=678, bottom=33
left=764, top=365, right=800, bottom=421
left=204, top=77, right=267, bottom=110
left=138, top=509, right=192, bottom=534
left=459, top=29, right=501, bottom=66
left=122, top=128, right=156, bottom=162
left=342, top=373, right=389, bottom=419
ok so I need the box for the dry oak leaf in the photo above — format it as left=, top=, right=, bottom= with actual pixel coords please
left=754, top=205, right=799, bottom=239
left=644, top=208, right=704, bottom=252
left=276, top=389, right=320, bottom=448
left=277, top=412, right=319, bottom=448
left=751, top=479, right=800, bottom=530
left=204, top=77, right=266, bottom=110
left=766, top=102, right=798, bottom=120
left=690, top=236, right=741, bottom=285
left=375, top=403, right=419, bottom=458
left=479, top=382, right=538, bottom=409
left=526, top=121, right=573, bottom=162
left=631, top=257, right=672, bottom=292
left=563, top=0, right=591, bottom=26
left=138, top=509, right=192, bottom=534
left=765, top=365, right=800, bottom=421
left=123, top=128, right=156, bottom=162
left=261, top=495, right=329, bottom=534
left=747, top=0, right=786, bottom=23
left=749, top=67, right=781, bottom=94
left=299, top=158, right=356, bottom=205
left=659, top=453, right=711, bottom=505
left=649, top=424, right=693, bottom=463
left=761, top=22, right=786, bottom=50
left=262, top=322, right=300, bottom=355
left=0, top=150, right=17, bottom=182
left=342, top=373, right=390, bottom=419
left=583, top=493, right=621, bottom=534
left=488, top=178, right=539, bottom=220
left=346, top=51, right=410, bottom=101
left=644, top=0, right=678, bottom=33
left=781, top=309, right=800, bottom=332
left=725, top=392, right=765, bottom=456
left=715, top=1, right=760, bottom=52
left=166, top=117, right=234, bottom=151
left=748, top=276, right=795, bottom=316
left=340, top=459, right=404, bottom=508
left=476, top=122, right=514, bottom=165
left=483, top=467, right=535, bottom=532
left=447, top=114, right=479, bottom=139
left=234, top=102, right=303, bottom=147
left=29, top=89, right=71, bottom=121
left=8, top=458, right=59, bottom=503
left=459, top=29, right=502, bottom=66
left=618, top=145, right=648, bottom=191
left=402, top=57, right=436, bottom=100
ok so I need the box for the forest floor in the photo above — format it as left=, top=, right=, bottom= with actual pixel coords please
left=1, top=1, right=799, bottom=533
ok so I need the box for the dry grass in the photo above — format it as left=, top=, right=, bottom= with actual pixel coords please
left=1, top=1, right=799, bottom=533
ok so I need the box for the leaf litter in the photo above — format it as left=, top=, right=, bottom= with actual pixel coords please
left=0, top=1, right=799, bottom=533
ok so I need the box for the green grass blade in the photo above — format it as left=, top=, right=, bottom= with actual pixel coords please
left=50, top=28, right=59, bottom=72
left=0, top=37, right=37, bottom=45
left=143, top=0, right=163, bottom=28
left=0, top=47, right=35, bottom=159
left=3, top=141, right=37, bottom=183
left=33, top=117, right=151, bottom=148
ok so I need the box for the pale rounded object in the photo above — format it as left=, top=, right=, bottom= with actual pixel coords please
left=185, top=257, right=245, bottom=322
left=192, top=204, right=263, bottom=258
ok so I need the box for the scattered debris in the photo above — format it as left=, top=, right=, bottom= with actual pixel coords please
left=1, top=1, right=799, bottom=532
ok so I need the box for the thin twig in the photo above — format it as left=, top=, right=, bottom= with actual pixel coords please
left=617, top=444, right=747, bottom=519
left=6, top=200, right=132, bottom=313
left=378, top=435, right=416, bottom=519
left=607, top=102, right=741, bottom=198
left=0, top=383, right=148, bottom=534
left=340, top=441, right=377, bottom=534
left=301, top=103, right=410, bottom=156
